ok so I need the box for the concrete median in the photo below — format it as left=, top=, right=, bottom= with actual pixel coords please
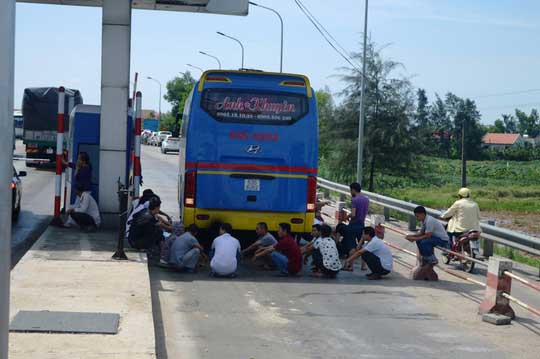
left=9, top=226, right=155, bottom=359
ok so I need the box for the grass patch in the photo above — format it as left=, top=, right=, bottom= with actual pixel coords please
left=494, top=245, right=540, bottom=268
left=372, top=157, right=540, bottom=214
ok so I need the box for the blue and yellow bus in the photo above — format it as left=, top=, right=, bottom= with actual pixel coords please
left=178, top=70, right=318, bottom=235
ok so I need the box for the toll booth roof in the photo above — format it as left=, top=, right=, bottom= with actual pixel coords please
left=16, top=0, right=249, bottom=15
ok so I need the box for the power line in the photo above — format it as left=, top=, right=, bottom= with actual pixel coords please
left=478, top=102, right=540, bottom=111
left=293, top=0, right=361, bottom=71
left=295, top=0, right=360, bottom=66
left=474, top=88, right=540, bottom=99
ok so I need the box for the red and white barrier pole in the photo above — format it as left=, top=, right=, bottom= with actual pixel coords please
left=133, top=91, right=142, bottom=199
left=54, top=87, right=65, bottom=218
left=132, top=72, right=138, bottom=105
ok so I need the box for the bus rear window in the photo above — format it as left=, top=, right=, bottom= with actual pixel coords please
left=201, top=89, right=309, bottom=125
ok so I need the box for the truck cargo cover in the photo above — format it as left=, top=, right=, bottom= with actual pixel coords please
left=22, top=87, right=83, bottom=131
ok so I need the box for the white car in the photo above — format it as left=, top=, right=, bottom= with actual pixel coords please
left=161, top=136, right=180, bottom=154
left=156, top=131, right=172, bottom=146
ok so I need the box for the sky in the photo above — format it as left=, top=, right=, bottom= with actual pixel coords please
left=13, top=0, right=540, bottom=124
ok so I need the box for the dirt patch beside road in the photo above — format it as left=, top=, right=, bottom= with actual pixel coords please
left=482, top=211, right=540, bottom=237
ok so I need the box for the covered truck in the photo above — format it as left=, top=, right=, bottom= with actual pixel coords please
left=22, top=87, right=83, bottom=167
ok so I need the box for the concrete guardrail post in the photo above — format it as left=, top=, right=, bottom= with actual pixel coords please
left=335, top=201, right=347, bottom=223
left=408, top=215, right=417, bottom=231
left=322, top=188, right=330, bottom=199
left=384, top=207, right=390, bottom=221
left=479, top=257, right=515, bottom=320
left=482, top=220, right=495, bottom=258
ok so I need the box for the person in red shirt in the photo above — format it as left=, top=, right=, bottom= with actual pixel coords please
left=253, top=223, right=302, bottom=276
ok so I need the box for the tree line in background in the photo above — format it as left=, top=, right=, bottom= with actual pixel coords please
left=157, top=41, right=539, bottom=192
left=159, top=72, right=196, bottom=134
left=317, top=38, right=540, bottom=190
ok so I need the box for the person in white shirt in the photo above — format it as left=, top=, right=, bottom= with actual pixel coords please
left=344, top=226, right=393, bottom=280
left=210, top=223, right=241, bottom=277
left=309, top=224, right=342, bottom=278
left=126, top=189, right=155, bottom=240
left=65, top=184, right=101, bottom=231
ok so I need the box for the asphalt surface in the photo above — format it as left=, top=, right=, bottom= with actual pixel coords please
left=11, top=140, right=54, bottom=266
left=141, top=145, right=540, bottom=359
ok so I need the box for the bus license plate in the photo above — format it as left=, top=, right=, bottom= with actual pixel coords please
left=244, top=179, right=260, bottom=192
left=46, top=148, right=54, bottom=154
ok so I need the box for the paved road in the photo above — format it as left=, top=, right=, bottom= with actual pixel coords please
left=140, top=144, right=540, bottom=359
left=11, top=140, right=55, bottom=266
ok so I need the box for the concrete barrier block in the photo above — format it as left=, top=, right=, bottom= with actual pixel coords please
left=478, top=258, right=515, bottom=319
left=482, top=313, right=512, bottom=326
left=412, top=264, right=438, bottom=281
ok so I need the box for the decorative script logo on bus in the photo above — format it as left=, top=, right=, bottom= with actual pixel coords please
left=246, top=145, right=262, bottom=154
left=216, top=96, right=296, bottom=114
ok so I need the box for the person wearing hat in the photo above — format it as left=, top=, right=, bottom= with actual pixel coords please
left=440, top=188, right=481, bottom=250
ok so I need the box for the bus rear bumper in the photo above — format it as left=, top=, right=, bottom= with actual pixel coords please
left=183, top=208, right=315, bottom=233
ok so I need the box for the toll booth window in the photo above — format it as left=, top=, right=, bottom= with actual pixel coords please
left=201, top=89, right=309, bottom=125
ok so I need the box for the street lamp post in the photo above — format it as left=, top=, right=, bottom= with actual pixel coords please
left=187, top=64, right=203, bottom=73
left=249, top=1, right=283, bottom=72
left=217, top=31, right=245, bottom=69
left=357, top=0, right=369, bottom=185
left=199, top=51, right=222, bottom=70
left=146, top=76, right=162, bottom=122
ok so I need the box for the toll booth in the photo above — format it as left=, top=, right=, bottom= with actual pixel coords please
left=66, top=104, right=134, bottom=205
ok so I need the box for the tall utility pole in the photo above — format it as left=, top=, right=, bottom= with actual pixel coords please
left=0, top=2, right=15, bottom=358
left=461, top=117, right=467, bottom=187
left=356, top=0, right=369, bottom=184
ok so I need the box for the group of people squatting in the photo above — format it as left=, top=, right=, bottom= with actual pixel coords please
left=121, top=183, right=396, bottom=280
left=59, top=171, right=481, bottom=279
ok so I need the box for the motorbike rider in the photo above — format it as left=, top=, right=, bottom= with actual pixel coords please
left=440, top=188, right=481, bottom=252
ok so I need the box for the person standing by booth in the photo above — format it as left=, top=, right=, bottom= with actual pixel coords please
left=63, top=152, right=92, bottom=191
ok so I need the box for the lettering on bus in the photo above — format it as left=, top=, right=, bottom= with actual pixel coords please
left=202, top=90, right=308, bottom=125
left=229, top=131, right=279, bottom=141
left=217, top=97, right=296, bottom=114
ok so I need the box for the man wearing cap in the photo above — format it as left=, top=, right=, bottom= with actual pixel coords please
left=441, top=188, right=481, bottom=250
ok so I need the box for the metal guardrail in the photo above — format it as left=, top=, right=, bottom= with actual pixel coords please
left=317, top=177, right=540, bottom=258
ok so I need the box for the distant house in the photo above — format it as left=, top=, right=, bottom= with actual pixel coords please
left=482, top=133, right=524, bottom=150
left=142, top=109, right=157, bottom=120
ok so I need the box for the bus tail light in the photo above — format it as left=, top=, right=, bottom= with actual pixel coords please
left=11, top=182, right=16, bottom=190
left=206, top=76, right=231, bottom=84
left=306, top=176, right=316, bottom=212
left=280, top=80, right=306, bottom=88
left=184, top=171, right=196, bottom=208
